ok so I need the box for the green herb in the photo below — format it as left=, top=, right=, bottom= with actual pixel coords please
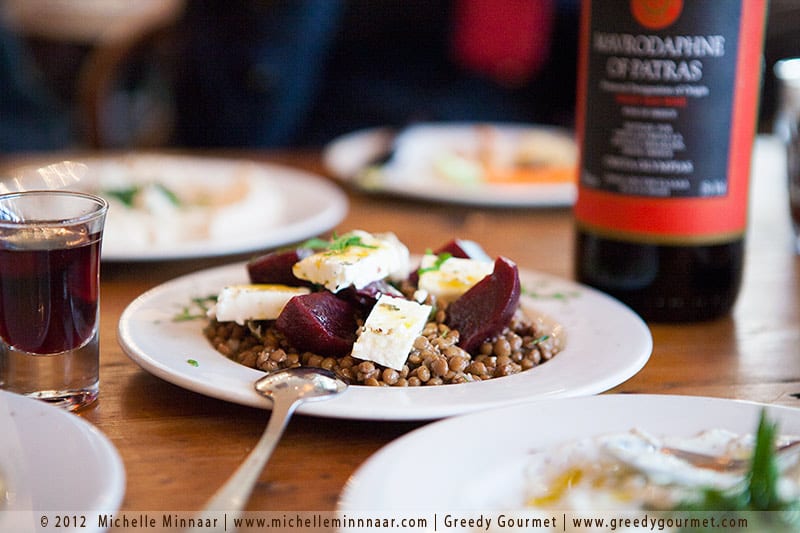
left=173, top=296, right=217, bottom=322
left=522, top=285, right=580, bottom=301
left=417, top=252, right=453, bottom=276
left=103, top=183, right=182, bottom=208
left=104, top=186, right=140, bottom=207
left=749, top=412, right=785, bottom=511
left=529, top=335, right=550, bottom=345
left=154, top=183, right=181, bottom=206
left=301, top=232, right=378, bottom=253
left=187, top=359, right=199, bottom=367
left=672, top=410, right=800, bottom=531
left=301, top=237, right=335, bottom=250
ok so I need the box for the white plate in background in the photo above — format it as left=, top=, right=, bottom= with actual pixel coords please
left=3, top=154, right=348, bottom=261
left=323, top=123, right=577, bottom=207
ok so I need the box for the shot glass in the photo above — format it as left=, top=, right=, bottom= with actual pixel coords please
left=0, top=190, right=107, bottom=410
left=774, top=58, right=800, bottom=253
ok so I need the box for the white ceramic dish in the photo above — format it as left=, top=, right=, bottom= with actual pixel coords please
left=323, top=123, right=577, bottom=207
left=0, top=390, right=125, bottom=532
left=118, top=261, right=651, bottom=421
left=338, top=395, right=800, bottom=517
left=2, top=154, right=348, bottom=262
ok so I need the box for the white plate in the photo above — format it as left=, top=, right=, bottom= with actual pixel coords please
left=338, top=395, right=800, bottom=516
left=118, top=261, right=651, bottom=421
left=0, top=390, right=125, bottom=532
left=323, top=123, right=577, bottom=207
left=2, top=154, right=348, bottom=262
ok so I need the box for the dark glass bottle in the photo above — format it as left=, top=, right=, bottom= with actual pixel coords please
left=575, top=235, right=744, bottom=322
left=573, top=0, right=766, bottom=322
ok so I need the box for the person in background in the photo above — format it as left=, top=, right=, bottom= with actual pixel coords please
left=1, top=0, right=579, bottom=151
left=0, top=23, right=73, bottom=152
left=171, top=0, right=579, bottom=148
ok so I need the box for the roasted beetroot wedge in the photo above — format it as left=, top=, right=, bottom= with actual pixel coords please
left=275, top=292, right=358, bottom=357
left=434, top=238, right=491, bottom=261
left=339, top=279, right=404, bottom=310
left=247, top=248, right=313, bottom=286
left=446, top=256, right=521, bottom=353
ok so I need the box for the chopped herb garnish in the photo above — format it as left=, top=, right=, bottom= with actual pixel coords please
left=173, top=295, right=217, bottom=321
left=154, top=183, right=181, bottom=206
left=104, top=186, right=139, bottom=207
left=522, top=285, right=580, bottom=301
left=187, top=359, right=199, bottom=367
left=417, top=252, right=453, bottom=276
left=103, top=183, right=181, bottom=208
left=300, top=237, right=333, bottom=250
left=301, top=232, right=378, bottom=253
left=529, top=335, right=550, bottom=345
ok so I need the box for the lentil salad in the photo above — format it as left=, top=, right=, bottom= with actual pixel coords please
left=203, top=232, right=564, bottom=386
left=204, top=304, right=561, bottom=386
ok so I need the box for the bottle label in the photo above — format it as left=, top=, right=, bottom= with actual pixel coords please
left=574, top=0, right=766, bottom=244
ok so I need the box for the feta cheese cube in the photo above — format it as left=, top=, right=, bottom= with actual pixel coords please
left=417, top=254, right=494, bottom=303
left=211, top=284, right=310, bottom=325
left=351, top=294, right=432, bottom=371
left=292, top=230, right=409, bottom=293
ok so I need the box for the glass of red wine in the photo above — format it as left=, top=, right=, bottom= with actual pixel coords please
left=0, top=190, right=107, bottom=411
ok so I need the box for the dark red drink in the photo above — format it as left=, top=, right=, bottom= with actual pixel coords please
left=0, top=234, right=101, bottom=354
left=0, top=190, right=106, bottom=410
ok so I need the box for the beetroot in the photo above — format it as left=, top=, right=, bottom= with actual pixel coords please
left=247, top=248, right=313, bottom=286
left=434, top=238, right=491, bottom=261
left=275, top=292, right=358, bottom=357
left=339, top=279, right=404, bottom=310
left=446, top=256, right=521, bottom=354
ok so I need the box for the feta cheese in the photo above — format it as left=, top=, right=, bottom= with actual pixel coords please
left=351, top=294, right=432, bottom=371
left=292, top=230, right=409, bottom=293
left=211, top=284, right=310, bottom=325
left=417, top=254, right=494, bottom=303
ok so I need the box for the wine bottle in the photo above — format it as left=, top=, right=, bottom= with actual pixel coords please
left=573, top=0, right=767, bottom=321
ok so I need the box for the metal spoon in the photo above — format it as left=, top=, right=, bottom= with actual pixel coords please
left=657, top=439, right=800, bottom=473
left=192, top=368, right=347, bottom=529
left=605, top=435, right=800, bottom=476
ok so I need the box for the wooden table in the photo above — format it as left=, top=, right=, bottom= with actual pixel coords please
left=29, top=136, right=800, bottom=528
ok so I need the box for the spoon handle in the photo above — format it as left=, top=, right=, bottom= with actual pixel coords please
left=189, top=399, right=298, bottom=532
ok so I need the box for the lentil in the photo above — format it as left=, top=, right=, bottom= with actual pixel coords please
left=203, top=305, right=562, bottom=386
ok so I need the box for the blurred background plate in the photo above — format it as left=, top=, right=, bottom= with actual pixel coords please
left=323, top=122, right=577, bottom=207
left=2, top=153, right=348, bottom=261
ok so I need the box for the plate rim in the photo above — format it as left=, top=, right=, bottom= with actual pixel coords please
left=0, top=389, right=125, bottom=524
left=117, top=259, right=652, bottom=421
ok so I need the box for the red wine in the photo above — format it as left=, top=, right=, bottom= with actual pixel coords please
left=0, top=237, right=101, bottom=354
left=575, top=234, right=744, bottom=321
left=573, top=0, right=766, bottom=322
